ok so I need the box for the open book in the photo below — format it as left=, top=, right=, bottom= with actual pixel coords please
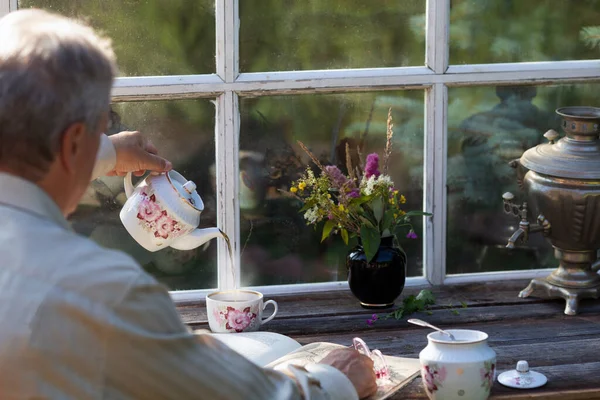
left=207, top=331, right=421, bottom=400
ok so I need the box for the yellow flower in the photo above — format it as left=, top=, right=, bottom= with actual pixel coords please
left=398, top=210, right=406, bottom=216
left=400, top=195, right=406, bottom=204
left=393, top=190, right=399, bottom=195
left=389, top=198, right=395, bottom=205
left=393, top=213, right=398, bottom=218
left=338, top=204, right=345, bottom=211
left=298, top=182, right=306, bottom=190
left=327, top=194, right=332, bottom=198
left=290, top=187, right=298, bottom=193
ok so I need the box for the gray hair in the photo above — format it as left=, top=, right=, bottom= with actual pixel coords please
left=0, top=9, right=118, bottom=180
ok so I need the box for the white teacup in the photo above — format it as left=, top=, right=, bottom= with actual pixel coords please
left=206, top=290, right=278, bottom=333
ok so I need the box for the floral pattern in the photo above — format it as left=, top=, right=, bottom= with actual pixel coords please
left=218, top=306, right=258, bottom=332
left=422, top=363, right=447, bottom=393
left=480, top=361, right=496, bottom=391
left=137, top=190, right=186, bottom=240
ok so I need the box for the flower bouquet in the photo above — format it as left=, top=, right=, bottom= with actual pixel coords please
left=288, top=108, right=431, bottom=263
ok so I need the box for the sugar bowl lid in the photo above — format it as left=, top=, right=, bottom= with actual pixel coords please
left=498, top=360, right=547, bottom=389
left=520, top=107, right=600, bottom=179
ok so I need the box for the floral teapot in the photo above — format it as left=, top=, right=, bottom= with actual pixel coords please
left=119, top=170, right=222, bottom=252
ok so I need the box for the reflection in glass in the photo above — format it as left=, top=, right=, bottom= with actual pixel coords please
left=239, top=92, right=425, bottom=286
left=69, top=100, right=217, bottom=290
left=19, top=0, right=215, bottom=76
left=240, top=0, right=426, bottom=72
left=447, top=83, right=600, bottom=274
left=450, top=0, right=600, bottom=64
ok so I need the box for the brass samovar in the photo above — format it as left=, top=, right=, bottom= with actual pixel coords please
left=502, top=106, right=600, bottom=315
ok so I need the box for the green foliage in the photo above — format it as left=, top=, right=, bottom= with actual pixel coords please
left=384, top=290, right=436, bottom=320
left=580, top=26, right=600, bottom=50
left=360, top=225, right=381, bottom=263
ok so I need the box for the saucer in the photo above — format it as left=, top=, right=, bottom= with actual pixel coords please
left=497, top=360, right=547, bottom=389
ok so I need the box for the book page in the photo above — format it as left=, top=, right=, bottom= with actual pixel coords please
left=209, top=331, right=302, bottom=367
left=267, top=342, right=421, bottom=400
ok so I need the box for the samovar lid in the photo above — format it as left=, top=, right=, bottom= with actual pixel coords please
left=520, top=107, right=600, bottom=179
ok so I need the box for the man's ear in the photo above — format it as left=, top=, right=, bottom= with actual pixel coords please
left=59, top=122, right=87, bottom=174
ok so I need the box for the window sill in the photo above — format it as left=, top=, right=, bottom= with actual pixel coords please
left=177, top=279, right=600, bottom=399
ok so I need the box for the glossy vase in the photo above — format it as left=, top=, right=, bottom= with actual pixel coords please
left=346, top=236, right=407, bottom=308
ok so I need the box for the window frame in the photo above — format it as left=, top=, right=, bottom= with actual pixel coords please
left=6, top=0, right=600, bottom=302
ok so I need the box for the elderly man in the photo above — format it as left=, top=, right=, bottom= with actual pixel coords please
left=0, top=9, right=377, bottom=400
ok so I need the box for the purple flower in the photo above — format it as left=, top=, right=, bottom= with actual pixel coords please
left=348, top=189, right=360, bottom=198
left=364, top=153, right=381, bottom=179
left=406, top=230, right=418, bottom=239
left=327, top=213, right=334, bottom=220
left=325, top=165, right=350, bottom=189
left=367, top=313, right=378, bottom=326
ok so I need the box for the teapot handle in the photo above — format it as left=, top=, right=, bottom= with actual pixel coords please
left=124, top=172, right=135, bottom=198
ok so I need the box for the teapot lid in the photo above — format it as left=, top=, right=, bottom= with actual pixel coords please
left=167, top=171, right=204, bottom=211
left=520, top=107, right=600, bottom=179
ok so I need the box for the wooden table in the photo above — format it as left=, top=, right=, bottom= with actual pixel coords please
left=177, top=280, right=600, bottom=399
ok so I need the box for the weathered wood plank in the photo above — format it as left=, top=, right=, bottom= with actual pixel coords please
left=294, top=315, right=600, bottom=358
left=177, top=280, right=550, bottom=325
left=185, top=299, right=600, bottom=336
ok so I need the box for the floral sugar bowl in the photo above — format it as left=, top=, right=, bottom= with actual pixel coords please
left=419, top=329, right=496, bottom=400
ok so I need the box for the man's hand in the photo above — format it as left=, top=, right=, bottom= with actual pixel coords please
left=107, top=131, right=172, bottom=177
left=320, top=348, right=378, bottom=399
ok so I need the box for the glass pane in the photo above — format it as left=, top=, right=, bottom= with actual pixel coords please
left=447, top=83, right=600, bottom=274
left=69, top=100, right=217, bottom=290
left=239, top=91, right=425, bottom=286
left=240, top=0, right=426, bottom=72
left=19, top=0, right=215, bottom=76
left=450, top=0, right=600, bottom=64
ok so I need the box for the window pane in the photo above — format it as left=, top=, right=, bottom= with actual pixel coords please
left=240, top=0, right=426, bottom=72
left=69, top=100, right=217, bottom=290
left=19, top=0, right=215, bottom=76
left=239, top=91, right=425, bottom=286
left=450, top=0, right=600, bottom=64
left=447, top=83, right=600, bottom=274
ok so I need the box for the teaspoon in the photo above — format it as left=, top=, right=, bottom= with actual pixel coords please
left=407, top=318, right=456, bottom=341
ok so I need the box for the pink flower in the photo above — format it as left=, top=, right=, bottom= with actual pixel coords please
left=422, top=366, right=438, bottom=392
left=437, top=366, right=448, bottom=381
left=224, top=306, right=256, bottom=332
left=137, top=194, right=162, bottom=222
left=154, top=213, right=177, bottom=239
left=364, top=153, right=381, bottom=179
left=406, top=230, right=418, bottom=239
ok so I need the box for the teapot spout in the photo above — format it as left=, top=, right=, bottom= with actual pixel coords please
left=170, top=227, right=222, bottom=251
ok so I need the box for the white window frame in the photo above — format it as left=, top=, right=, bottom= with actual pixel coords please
left=6, top=0, right=600, bottom=302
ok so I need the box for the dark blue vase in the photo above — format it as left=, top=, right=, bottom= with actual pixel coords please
left=346, top=236, right=407, bottom=309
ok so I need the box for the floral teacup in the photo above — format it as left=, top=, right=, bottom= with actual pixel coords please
left=206, top=290, right=278, bottom=333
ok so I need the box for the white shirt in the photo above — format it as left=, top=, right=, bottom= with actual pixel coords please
left=0, top=134, right=357, bottom=400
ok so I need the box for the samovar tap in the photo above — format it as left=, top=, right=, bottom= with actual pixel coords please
left=502, top=192, right=551, bottom=248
